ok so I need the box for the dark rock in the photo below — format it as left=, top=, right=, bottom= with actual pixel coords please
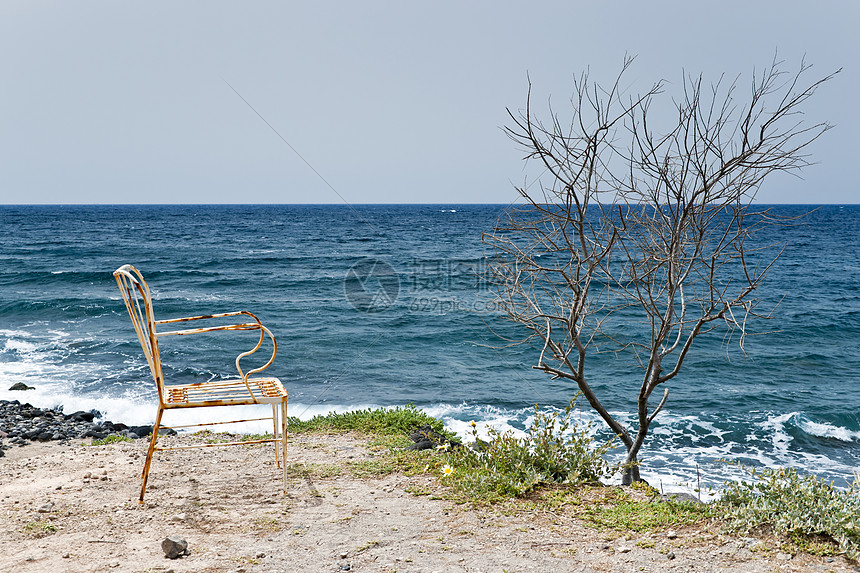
left=660, top=492, right=702, bottom=504
left=129, top=425, right=153, bottom=438
left=406, top=424, right=460, bottom=450
left=469, top=438, right=490, bottom=452
left=407, top=439, right=435, bottom=451
left=8, top=383, right=34, bottom=391
left=68, top=411, right=96, bottom=423
left=128, top=426, right=177, bottom=438
left=161, top=535, right=189, bottom=559
left=0, top=400, right=153, bottom=446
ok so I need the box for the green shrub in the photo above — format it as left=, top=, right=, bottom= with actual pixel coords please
left=442, top=398, right=616, bottom=501
left=719, top=466, right=860, bottom=561
left=288, top=404, right=452, bottom=438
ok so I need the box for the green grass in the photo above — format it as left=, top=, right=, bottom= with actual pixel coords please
left=90, top=434, right=133, bottom=446
left=346, top=448, right=436, bottom=478
left=580, top=488, right=714, bottom=532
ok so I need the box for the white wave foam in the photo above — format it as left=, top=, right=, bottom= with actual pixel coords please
left=759, top=412, right=796, bottom=451
left=757, top=411, right=860, bottom=446
left=3, top=339, right=38, bottom=354
left=799, top=418, right=860, bottom=442
left=0, top=329, right=34, bottom=339
left=423, top=402, right=531, bottom=441
left=0, top=385, right=154, bottom=426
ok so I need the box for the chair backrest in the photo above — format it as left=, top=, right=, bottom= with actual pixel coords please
left=114, top=265, right=166, bottom=403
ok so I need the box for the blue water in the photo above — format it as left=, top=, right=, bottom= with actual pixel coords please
left=1, top=204, right=858, bottom=493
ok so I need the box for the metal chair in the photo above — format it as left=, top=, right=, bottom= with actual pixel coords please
left=113, top=264, right=288, bottom=503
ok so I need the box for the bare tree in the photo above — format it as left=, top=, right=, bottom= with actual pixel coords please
left=484, top=56, right=837, bottom=485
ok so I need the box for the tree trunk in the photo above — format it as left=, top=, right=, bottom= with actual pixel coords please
left=620, top=450, right=642, bottom=485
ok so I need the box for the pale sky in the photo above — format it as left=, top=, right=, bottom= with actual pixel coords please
left=1, top=1, right=857, bottom=204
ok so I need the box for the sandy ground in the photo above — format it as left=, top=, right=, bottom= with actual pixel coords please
left=1, top=432, right=857, bottom=573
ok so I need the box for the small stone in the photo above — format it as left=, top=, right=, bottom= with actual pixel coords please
left=340, top=565, right=351, bottom=571
left=170, top=513, right=187, bottom=522
left=617, top=545, right=632, bottom=554
left=776, top=552, right=792, bottom=561
left=161, top=535, right=188, bottom=559
left=37, top=501, right=55, bottom=513
left=667, top=551, right=676, bottom=560
left=666, top=530, right=678, bottom=539
left=62, top=553, right=71, bottom=559
left=339, top=551, right=348, bottom=559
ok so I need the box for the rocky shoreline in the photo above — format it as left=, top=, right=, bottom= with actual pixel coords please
left=0, top=399, right=166, bottom=455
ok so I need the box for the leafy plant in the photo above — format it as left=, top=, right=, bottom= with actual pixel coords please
left=719, top=466, right=860, bottom=561
left=442, top=398, right=616, bottom=501
left=24, top=520, right=57, bottom=537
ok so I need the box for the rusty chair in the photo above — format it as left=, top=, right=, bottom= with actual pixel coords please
left=113, top=264, right=288, bottom=502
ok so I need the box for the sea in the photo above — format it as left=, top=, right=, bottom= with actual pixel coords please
left=0, top=204, right=858, bottom=495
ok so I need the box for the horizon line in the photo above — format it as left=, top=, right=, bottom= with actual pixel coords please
left=1, top=202, right=859, bottom=207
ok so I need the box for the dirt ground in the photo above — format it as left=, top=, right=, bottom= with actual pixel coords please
left=1, top=432, right=857, bottom=573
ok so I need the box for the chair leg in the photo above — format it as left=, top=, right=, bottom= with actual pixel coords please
left=139, top=407, right=164, bottom=504
left=281, top=398, right=288, bottom=494
left=271, top=404, right=280, bottom=468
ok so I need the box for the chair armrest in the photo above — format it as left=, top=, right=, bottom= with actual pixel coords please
left=154, top=310, right=258, bottom=329
left=155, top=311, right=278, bottom=401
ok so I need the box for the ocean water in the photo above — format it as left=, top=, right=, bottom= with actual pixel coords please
left=0, top=204, right=858, bottom=494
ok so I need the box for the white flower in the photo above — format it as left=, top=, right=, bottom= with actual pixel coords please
left=442, top=464, right=454, bottom=476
